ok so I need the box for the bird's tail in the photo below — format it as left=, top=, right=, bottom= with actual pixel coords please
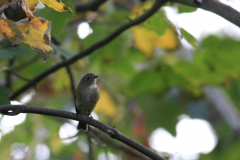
left=77, top=122, right=88, bottom=131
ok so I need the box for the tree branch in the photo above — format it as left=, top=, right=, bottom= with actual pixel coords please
left=89, top=128, right=151, bottom=160
left=171, top=0, right=240, bottom=28
left=10, top=0, right=167, bottom=100
left=74, top=0, right=107, bottom=12
left=10, top=70, right=31, bottom=82
left=0, top=105, right=165, bottom=160
left=5, top=58, right=15, bottom=91
left=200, top=0, right=240, bottom=28
left=52, top=36, right=76, bottom=98
left=61, top=56, right=76, bottom=97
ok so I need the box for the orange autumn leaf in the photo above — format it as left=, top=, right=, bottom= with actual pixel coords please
left=40, top=0, right=73, bottom=12
left=0, top=17, right=53, bottom=61
left=0, top=18, right=26, bottom=45
left=0, top=19, right=15, bottom=38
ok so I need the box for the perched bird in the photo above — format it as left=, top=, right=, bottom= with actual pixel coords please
left=74, top=73, right=100, bottom=131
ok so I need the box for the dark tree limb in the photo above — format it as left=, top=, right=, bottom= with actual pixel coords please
left=200, top=0, right=240, bottom=28
left=74, top=0, right=107, bottom=12
left=171, top=0, right=240, bottom=28
left=10, top=0, right=167, bottom=100
left=89, top=128, right=151, bottom=160
left=5, top=58, right=15, bottom=91
left=62, top=129, right=151, bottom=160
left=0, top=105, right=165, bottom=160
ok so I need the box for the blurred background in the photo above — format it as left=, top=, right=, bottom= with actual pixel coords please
left=1, top=0, right=240, bottom=159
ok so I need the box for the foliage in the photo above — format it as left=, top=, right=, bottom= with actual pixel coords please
left=0, top=0, right=73, bottom=61
left=0, top=0, right=240, bottom=160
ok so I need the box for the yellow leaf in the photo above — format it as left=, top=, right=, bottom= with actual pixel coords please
left=0, top=18, right=26, bottom=45
left=154, top=28, right=180, bottom=50
left=0, top=17, right=52, bottom=60
left=26, top=0, right=39, bottom=13
left=132, top=26, right=180, bottom=57
left=40, top=0, right=73, bottom=12
left=94, top=89, right=116, bottom=117
left=131, top=1, right=153, bottom=19
left=131, top=26, right=157, bottom=58
left=18, top=17, right=53, bottom=61
left=0, top=19, right=15, bottom=38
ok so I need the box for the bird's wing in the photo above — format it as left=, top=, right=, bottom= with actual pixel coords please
left=74, top=89, right=80, bottom=114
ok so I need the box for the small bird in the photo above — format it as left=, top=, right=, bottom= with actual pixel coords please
left=74, top=73, right=100, bottom=131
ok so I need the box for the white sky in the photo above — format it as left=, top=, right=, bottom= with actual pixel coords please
left=164, top=1, right=240, bottom=41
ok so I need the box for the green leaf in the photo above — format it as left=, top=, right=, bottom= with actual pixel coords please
left=199, top=36, right=240, bottom=77
left=145, top=10, right=169, bottom=36
left=199, top=141, right=240, bottom=160
left=137, top=95, right=186, bottom=135
left=0, top=47, right=31, bottom=59
left=128, top=69, right=166, bottom=96
left=177, top=4, right=197, bottom=13
left=51, top=44, right=75, bottom=58
left=0, top=86, right=10, bottom=105
left=180, top=27, right=198, bottom=49
left=36, top=1, right=75, bottom=37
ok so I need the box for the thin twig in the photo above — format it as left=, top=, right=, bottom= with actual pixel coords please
left=14, top=56, right=39, bottom=71
left=0, top=105, right=165, bottom=160
left=51, top=36, right=76, bottom=98
left=61, top=56, right=76, bottom=97
left=10, top=0, right=166, bottom=100
left=11, top=71, right=30, bottom=82
left=5, top=58, right=15, bottom=91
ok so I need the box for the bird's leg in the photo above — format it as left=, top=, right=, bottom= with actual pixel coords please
left=88, top=111, right=93, bottom=118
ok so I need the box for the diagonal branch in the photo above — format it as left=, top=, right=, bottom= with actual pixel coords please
left=51, top=37, right=76, bottom=97
left=61, top=56, right=76, bottom=97
left=10, top=0, right=167, bottom=100
left=0, top=105, right=165, bottom=160
left=74, top=0, right=107, bottom=12
left=200, top=0, right=240, bottom=28
left=171, top=0, right=240, bottom=28
left=89, top=128, right=151, bottom=160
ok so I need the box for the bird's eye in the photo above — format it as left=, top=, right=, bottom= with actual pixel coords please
left=86, top=76, right=90, bottom=80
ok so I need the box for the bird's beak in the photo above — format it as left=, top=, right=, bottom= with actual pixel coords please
left=94, top=75, right=98, bottom=78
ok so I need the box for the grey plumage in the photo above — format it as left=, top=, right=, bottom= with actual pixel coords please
left=74, top=73, right=100, bottom=131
